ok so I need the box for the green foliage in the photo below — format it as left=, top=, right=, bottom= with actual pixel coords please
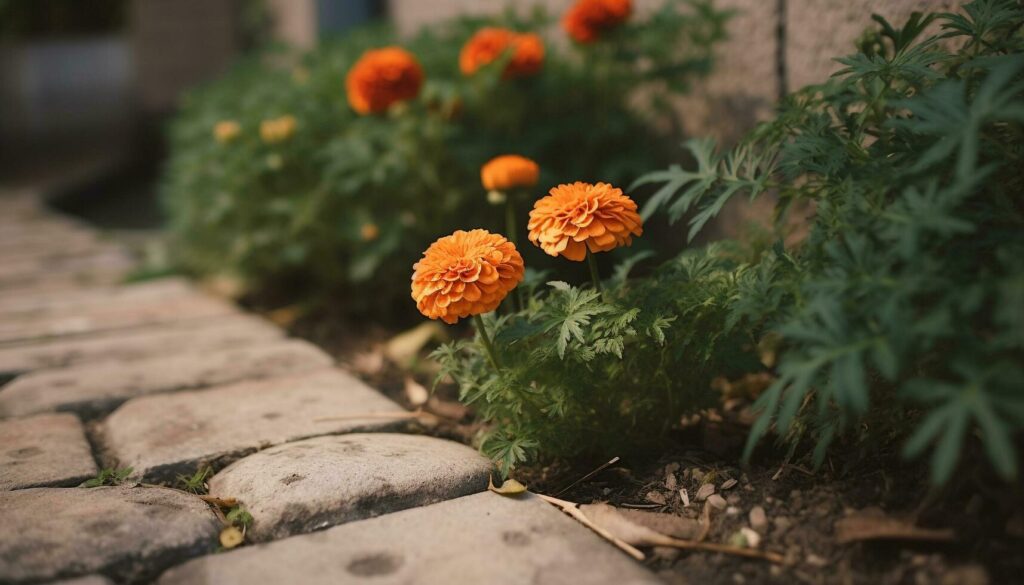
left=82, top=467, right=134, bottom=488
left=635, top=0, right=1024, bottom=484
left=225, top=505, right=254, bottom=528
left=161, top=2, right=727, bottom=319
left=434, top=246, right=762, bottom=475
left=176, top=466, right=212, bottom=494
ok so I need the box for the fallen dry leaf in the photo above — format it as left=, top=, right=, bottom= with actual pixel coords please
left=577, top=502, right=784, bottom=563
left=835, top=508, right=954, bottom=544
left=583, top=505, right=701, bottom=540
left=426, top=396, right=470, bottom=420
left=219, top=526, right=244, bottom=549
left=488, top=475, right=527, bottom=496
left=265, top=305, right=302, bottom=328
left=385, top=322, right=446, bottom=367
left=403, top=376, right=430, bottom=407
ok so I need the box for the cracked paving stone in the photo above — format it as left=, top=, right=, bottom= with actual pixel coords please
left=0, top=486, right=219, bottom=585
left=0, top=290, right=239, bottom=345
left=208, top=433, right=491, bottom=541
left=157, top=492, right=662, bottom=585
left=0, top=313, right=283, bottom=375
left=0, top=277, right=194, bottom=317
left=0, top=412, right=98, bottom=490
left=0, top=339, right=332, bottom=419
left=99, top=369, right=404, bottom=482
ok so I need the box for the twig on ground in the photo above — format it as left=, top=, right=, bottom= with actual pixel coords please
left=536, top=494, right=646, bottom=561
left=698, top=502, right=714, bottom=542
left=199, top=495, right=238, bottom=508
left=554, top=456, right=621, bottom=497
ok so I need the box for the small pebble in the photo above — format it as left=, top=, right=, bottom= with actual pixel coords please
left=680, top=488, right=690, bottom=507
left=727, top=494, right=742, bottom=506
left=665, top=472, right=678, bottom=491
left=726, top=506, right=741, bottom=516
left=646, top=491, right=667, bottom=505
left=805, top=553, right=827, bottom=567
left=740, top=527, right=761, bottom=548
left=749, top=506, right=768, bottom=530
left=707, top=494, right=727, bottom=510
left=721, top=478, right=738, bottom=490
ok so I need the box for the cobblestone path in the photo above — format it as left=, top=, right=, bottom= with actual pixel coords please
left=0, top=192, right=659, bottom=585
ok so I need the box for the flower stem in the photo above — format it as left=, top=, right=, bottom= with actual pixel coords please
left=473, top=314, right=502, bottom=371
left=505, top=199, right=524, bottom=312
left=587, top=249, right=603, bottom=293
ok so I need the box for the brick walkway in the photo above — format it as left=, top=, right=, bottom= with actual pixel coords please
left=0, top=193, right=659, bottom=585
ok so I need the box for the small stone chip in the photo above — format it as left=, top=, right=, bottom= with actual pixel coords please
left=695, top=483, right=715, bottom=501
left=706, top=494, right=727, bottom=510
left=749, top=505, right=768, bottom=530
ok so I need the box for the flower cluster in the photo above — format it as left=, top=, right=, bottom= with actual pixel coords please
left=346, top=47, right=425, bottom=115
left=346, top=0, right=633, bottom=115
left=460, top=27, right=545, bottom=79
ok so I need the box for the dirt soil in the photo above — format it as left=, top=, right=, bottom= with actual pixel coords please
left=285, top=312, right=1024, bottom=585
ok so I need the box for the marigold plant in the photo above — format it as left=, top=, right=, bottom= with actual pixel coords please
left=563, top=0, right=632, bottom=43
left=527, top=182, right=642, bottom=261
left=412, top=229, right=524, bottom=324
left=162, top=3, right=726, bottom=320
left=346, top=46, right=425, bottom=114
left=460, top=27, right=544, bottom=79
left=635, top=0, right=1024, bottom=485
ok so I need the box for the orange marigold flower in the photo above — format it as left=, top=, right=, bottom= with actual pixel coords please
left=481, top=155, right=540, bottom=191
left=563, top=0, right=632, bottom=43
left=346, top=47, right=424, bottom=115
left=459, top=27, right=545, bottom=79
left=412, top=229, right=525, bottom=324
left=528, top=181, right=642, bottom=261
left=360, top=223, right=380, bottom=242
left=260, top=115, right=297, bottom=144
left=213, top=120, right=241, bottom=144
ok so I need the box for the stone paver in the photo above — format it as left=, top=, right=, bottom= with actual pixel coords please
left=0, top=313, right=282, bottom=374
left=0, top=277, right=193, bottom=317
left=47, top=576, right=115, bottom=585
left=0, top=249, right=134, bottom=286
left=0, top=291, right=239, bottom=345
left=0, top=486, right=219, bottom=584
left=0, top=413, right=98, bottom=490
left=100, top=369, right=404, bottom=481
left=208, top=433, right=491, bottom=541
left=157, top=492, right=662, bottom=585
left=0, top=339, right=332, bottom=419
